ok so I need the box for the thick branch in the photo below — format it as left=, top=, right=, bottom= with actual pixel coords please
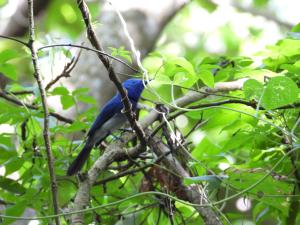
left=27, top=1, right=60, bottom=224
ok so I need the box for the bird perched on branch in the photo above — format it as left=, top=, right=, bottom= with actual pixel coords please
left=67, top=78, right=146, bottom=176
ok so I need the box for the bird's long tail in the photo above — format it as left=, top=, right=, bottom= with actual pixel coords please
left=67, top=140, right=94, bottom=176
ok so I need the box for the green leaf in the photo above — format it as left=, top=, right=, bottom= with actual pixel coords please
left=196, top=0, right=217, bottom=12
left=253, top=0, right=269, bottom=7
left=51, top=86, right=69, bottom=95
left=280, top=63, right=300, bottom=74
left=232, top=56, right=253, bottom=67
left=291, top=23, right=300, bottom=32
left=243, top=79, right=264, bottom=100
left=261, top=76, right=299, bottom=109
left=173, top=71, right=198, bottom=88
left=0, top=0, right=8, bottom=7
left=44, top=1, right=85, bottom=38
left=72, top=87, right=89, bottom=95
left=155, top=74, right=172, bottom=85
left=58, top=180, right=77, bottom=206
left=60, top=95, right=75, bottom=109
left=3, top=201, right=26, bottom=225
left=77, top=95, right=97, bottom=104
left=235, top=68, right=277, bottom=81
left=198, top=69, right=214, bottom=88
left=166, top=56, right=196, bottom=77
left=0, top=63, right=17, bottom=80
left=0, top=49, right=19, bottom=63
left=0, top=176, right=26, bottom=194
left=5, top=157, right=24, bottom=175
left=109, top=46, right=132, bottom=63
left=64, top=121, right=88, bottom=133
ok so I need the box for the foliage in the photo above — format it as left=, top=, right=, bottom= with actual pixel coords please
left=0, top=1, right=299, bottom=225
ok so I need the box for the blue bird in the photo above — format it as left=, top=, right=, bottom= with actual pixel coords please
left=67, top=78, right=146, bottom=176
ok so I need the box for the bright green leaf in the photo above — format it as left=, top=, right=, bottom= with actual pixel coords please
left=0, top=49, right=19, bottom=63
left=155, top=74, right=172, bottom=85
left=243, top=79, right=264, bottom=100
left=167, top=56, right=196, bottom=77
left=262, top=76, right=299, bottom=109
left=60, top=95, right=75, bottom=109
left=77, top=95, right=97, bottom=104
left=196, top=0, right=217, bottom=12
left=109, top=46, right=132, bottom=63
left=0, top=63, right=17, bottom=80
left=72, top=87, right=89, bottom=95
left=291, top=23, right=300, bottom=32
left=198, top=69, right=214, bottom=88
left=174, top=72, right=198, bottom=88
left=51, top=86, right=69, bottom=95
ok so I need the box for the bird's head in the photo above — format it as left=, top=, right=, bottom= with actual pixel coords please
left=122, top=78, right=146, bottom=102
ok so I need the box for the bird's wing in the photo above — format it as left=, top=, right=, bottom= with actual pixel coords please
left=87, top=95, right=123, bottom=137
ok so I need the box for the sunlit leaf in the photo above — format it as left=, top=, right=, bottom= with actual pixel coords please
left=61, top=95, right=75, bottom=109
left=0, top=64, right=17, bottom=80
left=198, top=69, right=214, bottom=88
left=243, top=79, right=264, bottom=100
left=261, top=76, right=299, bottom=109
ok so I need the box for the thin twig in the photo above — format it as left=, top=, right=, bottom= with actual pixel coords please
left=38, top=43, right=140, bottom=73
left=0, top=35, right=29, bottom=47
left=6, top=90, right=34, bottom=95
left=45, top=49, right=82, bottom=90
left=27, top=1, right=60, bottom=224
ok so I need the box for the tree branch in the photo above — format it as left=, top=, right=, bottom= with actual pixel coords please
left=27, top=1, right=60, bottom=224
